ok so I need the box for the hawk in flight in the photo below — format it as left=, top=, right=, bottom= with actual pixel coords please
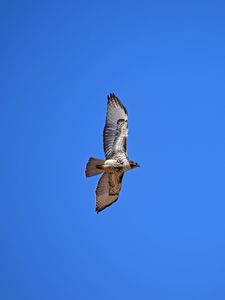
left=85, top=93, right=139, bottom=213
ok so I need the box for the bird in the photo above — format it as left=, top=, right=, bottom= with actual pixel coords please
left=85, top=93, right=140, bottom=213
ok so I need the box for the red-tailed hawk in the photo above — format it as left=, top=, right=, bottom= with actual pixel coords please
left=85, top=93, right=139, bottom=213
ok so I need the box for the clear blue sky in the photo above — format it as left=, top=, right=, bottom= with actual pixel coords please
left=1, top=0, right=225, bottom=299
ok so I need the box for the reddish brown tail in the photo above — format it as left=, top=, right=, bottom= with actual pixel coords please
left=85, top=157, right=105, bottom=177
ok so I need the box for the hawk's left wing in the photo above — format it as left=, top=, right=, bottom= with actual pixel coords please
left=96, top=172, right=124, bottom=213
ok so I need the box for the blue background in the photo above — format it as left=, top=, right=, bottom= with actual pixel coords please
left=1, top=0, right=225, bottom=299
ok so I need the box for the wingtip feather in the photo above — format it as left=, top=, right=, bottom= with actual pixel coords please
left=107, top=93, right=128, bottom=115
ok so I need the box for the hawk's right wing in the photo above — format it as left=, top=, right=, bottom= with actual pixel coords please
left=103, top=94, right=128, bottom=159
left=95, top=172, right=124, bottom=213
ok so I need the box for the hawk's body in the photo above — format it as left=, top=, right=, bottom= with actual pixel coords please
left=85, top=93, right=139, bottom=213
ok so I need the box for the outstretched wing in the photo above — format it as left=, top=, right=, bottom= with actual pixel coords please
left=96, top=172, right=124, bottom=213
left=103, top=93, right=128, bottom=159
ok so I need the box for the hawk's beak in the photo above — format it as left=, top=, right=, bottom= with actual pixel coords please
left=137, top=163, right=140, bottom=167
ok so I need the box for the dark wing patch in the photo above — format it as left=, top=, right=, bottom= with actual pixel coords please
left=103, top=93, right=128, bottom=159
left=96, top=172, right=124, bottom=213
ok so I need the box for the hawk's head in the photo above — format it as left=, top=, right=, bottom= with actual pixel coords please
left=129, top=160, right=140, bottom=169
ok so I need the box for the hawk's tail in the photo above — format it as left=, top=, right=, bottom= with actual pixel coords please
left=85, top=157, right=105, bottom=177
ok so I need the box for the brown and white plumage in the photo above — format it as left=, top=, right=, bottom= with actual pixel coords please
left=96, top=172, right=124, bottom=213
left=104, top=95, right=128, bottom=160
left=85, top=93, right=139, bottom=213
